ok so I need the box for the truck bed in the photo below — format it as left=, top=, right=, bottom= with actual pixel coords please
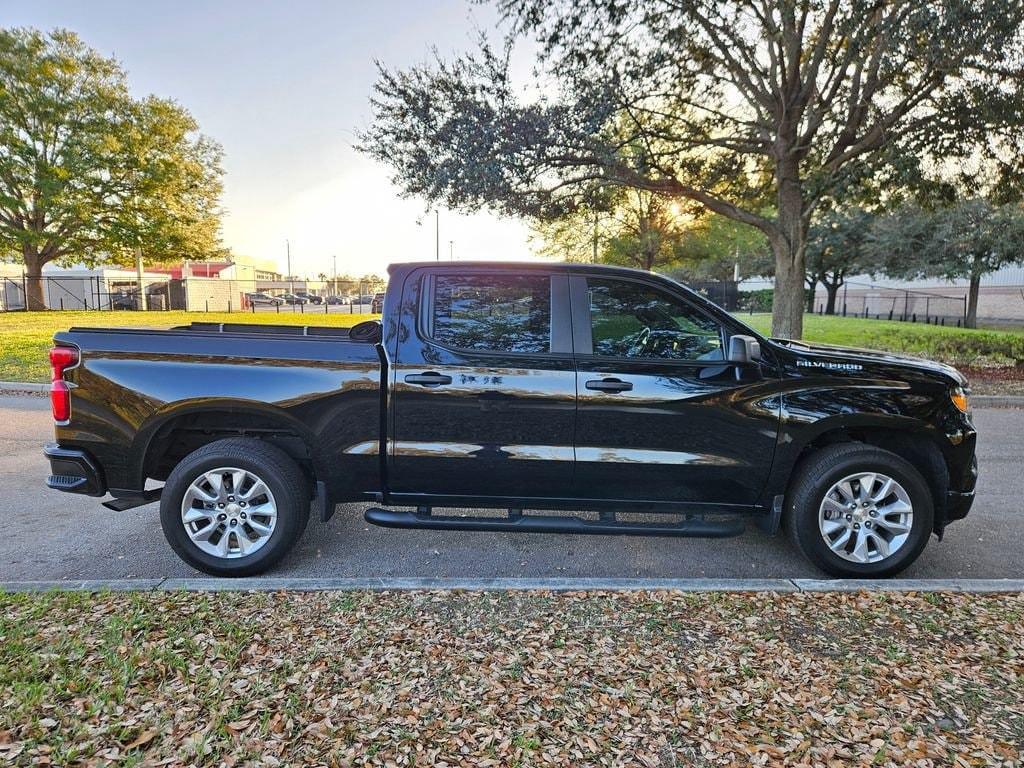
left=52, top=322, right=385, bottom=500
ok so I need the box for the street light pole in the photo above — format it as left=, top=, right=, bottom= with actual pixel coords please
left=286, top=239, right=292, bottom=294
left=435, top=210, right=440, bottom=261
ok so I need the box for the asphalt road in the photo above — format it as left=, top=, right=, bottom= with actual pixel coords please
left=1, top=395, right=1020, bottom=581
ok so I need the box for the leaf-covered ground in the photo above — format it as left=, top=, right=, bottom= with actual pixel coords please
left=0, top=590, right=1021, bottom=767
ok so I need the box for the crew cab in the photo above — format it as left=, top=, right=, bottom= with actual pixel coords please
left=43, top=262, right=977, bottom=578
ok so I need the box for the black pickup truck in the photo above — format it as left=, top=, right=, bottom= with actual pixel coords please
left=44, top=261, right=977, bottom=578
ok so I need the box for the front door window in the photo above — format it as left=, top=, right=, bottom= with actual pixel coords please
left=587, top=278, right=724, bottom=361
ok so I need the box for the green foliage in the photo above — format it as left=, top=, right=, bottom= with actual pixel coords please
left=532, top=189, right=694, bottom=271
left=738, top=289, right=775, bottom=313
left=805, top=207, right=876, bottom=312
left=532, top=190, right=700, bottom=272
left=0, top=28, right=224, bottom=305
left=361, top=1, right=1024, bottom=338
left=671, top=214, right=773, bottom=282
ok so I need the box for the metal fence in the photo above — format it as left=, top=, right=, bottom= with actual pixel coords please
left=688, top=280, right=740, bottom=311
left=0, top=275, right=387, bottom=314
left=816, top=281, right=968, bottom=326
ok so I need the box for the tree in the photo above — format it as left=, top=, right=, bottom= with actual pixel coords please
left=806, top=207, right=875, bottom=314
left=533, top=189, right=693, bottom=270
left=671, top=213, right=773, bottom=283
left=0, top=28, right=223, bottom=309
left=361, top=0, right=1024, bottom=338
left=869, top=200, right=1024, bottom=328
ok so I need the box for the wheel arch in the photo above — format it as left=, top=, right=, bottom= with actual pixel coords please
left=130, top=399, right=320, bottom=492
left=777, top=417, right=950, bottom=535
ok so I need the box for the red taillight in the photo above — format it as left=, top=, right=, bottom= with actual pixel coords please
left=49, top=346, right=78, bottom=423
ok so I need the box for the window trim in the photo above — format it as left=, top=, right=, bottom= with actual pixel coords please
left=569, top=273, right=730, bottom=365
left=416, top=269, right=572, bottom=358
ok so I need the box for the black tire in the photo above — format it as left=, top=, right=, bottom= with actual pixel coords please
left=160, top=438, right=310, bottom=577
left=785, top=443, right=934, bottom=578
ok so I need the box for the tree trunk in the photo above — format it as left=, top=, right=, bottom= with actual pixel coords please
left=805, top=279, right=817, bottom=313
left=966, top=272, right=981, bottom=329
left=22, top=248, right=47, bottom=311
left=771, top=159, right=806, bottom=338
left=825, top=283, right=841, bottom=315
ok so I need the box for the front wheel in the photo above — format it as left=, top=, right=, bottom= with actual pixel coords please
left=159, top=438, right=310, bottom=577
left=786, top=444, right=934, bottom=578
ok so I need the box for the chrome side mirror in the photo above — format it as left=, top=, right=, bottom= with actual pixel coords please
left=728, top=334, right=761, bottom=364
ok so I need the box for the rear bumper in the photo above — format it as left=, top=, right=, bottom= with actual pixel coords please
left=43, top=443, right=106, bottom=497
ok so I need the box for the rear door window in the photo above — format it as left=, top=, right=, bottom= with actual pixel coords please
left=429, top=274, right=551, bottom=354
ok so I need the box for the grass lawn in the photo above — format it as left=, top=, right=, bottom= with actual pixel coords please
left=0, top=589, right=1021, bottom=766
left=0, top=310, right=375, bottom=383
left=741, top=312, right=1024, bottom=368
left=1, top=309, right=1022, bottom=383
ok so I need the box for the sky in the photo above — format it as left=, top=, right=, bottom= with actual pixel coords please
left=4, top=0, right=536, bottom=278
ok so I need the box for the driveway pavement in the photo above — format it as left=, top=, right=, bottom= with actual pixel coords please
left=1, top=395, right=1020, bottom=581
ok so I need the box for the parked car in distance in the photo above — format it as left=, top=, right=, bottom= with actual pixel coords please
left=370, top=292, right=386, bottom=313
left=326, top=295, right=348, bottom=305
left=44, top=261, right=977, bottom=579
left=109, top=290, right=138, bottom=310
left=245, top=292, right=284, bottom=306
left=358, top=294, right=374, bottom=304
left=296, top=292, right=323, bottom=304
left=280, top=293, right=308, bottom=305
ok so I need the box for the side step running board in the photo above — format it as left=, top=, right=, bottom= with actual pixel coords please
left=102, top=487, right=162, bottom=511
left=364, top=507, right=744, bottom=538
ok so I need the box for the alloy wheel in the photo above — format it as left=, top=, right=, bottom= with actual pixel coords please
left=180, top=466, right=278, bottom=559
left=818, top=471, right=914, bottom=564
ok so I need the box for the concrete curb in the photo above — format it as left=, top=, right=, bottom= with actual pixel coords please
left=972, top=394, right=1024, bottom=408
left=792, top=578, right=1024, bottom=593
left=156, top=577, right=802, bottom=593
left=0, top=381, right=47, bottom=393
left=3, top=577, right=1024, bottom=594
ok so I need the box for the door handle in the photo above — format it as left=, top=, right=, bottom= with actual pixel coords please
left=404, top=372, right=453, bottom=387
left=585, top=377, right=633, bottom=393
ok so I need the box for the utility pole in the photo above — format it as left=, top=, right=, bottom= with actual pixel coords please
left=332, top=254, right=337, bottom=295
left=435, top=210, right=440, bottom=261
left=449, top=240, right=454, bottom=261
left=134, top=247, right=147, bottom=311
left=286, top=239, right=292, bottom=294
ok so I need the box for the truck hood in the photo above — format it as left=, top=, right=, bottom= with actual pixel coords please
left=770, top=338, right=967, bottom=387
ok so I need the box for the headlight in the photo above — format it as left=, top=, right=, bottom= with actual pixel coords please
left=950, top=386, right=970, bottom=414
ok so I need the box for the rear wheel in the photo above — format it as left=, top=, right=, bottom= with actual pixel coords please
left=160, top=438, right=310, bottom=577
left=785, top=443, right=934, bottom=578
